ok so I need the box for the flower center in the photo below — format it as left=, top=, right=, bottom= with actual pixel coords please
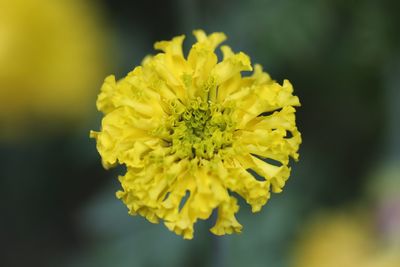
left=167, top=99, right=235, bottom=160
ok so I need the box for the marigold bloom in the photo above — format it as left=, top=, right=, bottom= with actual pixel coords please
left=291, top=212, right=400, bottom=267
left=0, top=0, right=107, bottom=138
left=91, top=30, right=301, bottom=239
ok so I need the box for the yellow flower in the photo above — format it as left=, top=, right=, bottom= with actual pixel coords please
left=291, top=211, right=400, bottom=267
left=291, top=212, right=373, bottom=267
left=91, top=30, right=301, bottom=239
left=0, top=0, right=107, bottom=138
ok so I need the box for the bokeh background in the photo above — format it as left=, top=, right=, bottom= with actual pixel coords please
left=1, top=0, right=400, bottom=266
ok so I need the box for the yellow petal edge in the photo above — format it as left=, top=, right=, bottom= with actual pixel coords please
left=90, top=30, right=302, bottom=239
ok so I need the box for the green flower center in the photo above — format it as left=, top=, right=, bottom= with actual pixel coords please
left=166, top=99, right=235, bottom=160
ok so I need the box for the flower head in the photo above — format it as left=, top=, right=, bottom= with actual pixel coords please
left=0, top=0, right=107, bottom=138
left=91, top=30, right=301, bottom=239
left=291, top=211, right=400, bottom=267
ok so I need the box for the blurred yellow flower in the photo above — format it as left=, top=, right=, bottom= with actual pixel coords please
left=0, top=0, right=107, bottom=138
left=91, top=30, right=301, bottom=239
left=291, top=211, right=400, bottom=267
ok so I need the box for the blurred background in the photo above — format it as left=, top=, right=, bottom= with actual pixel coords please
left=1, top=0, right=399, bottom=266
